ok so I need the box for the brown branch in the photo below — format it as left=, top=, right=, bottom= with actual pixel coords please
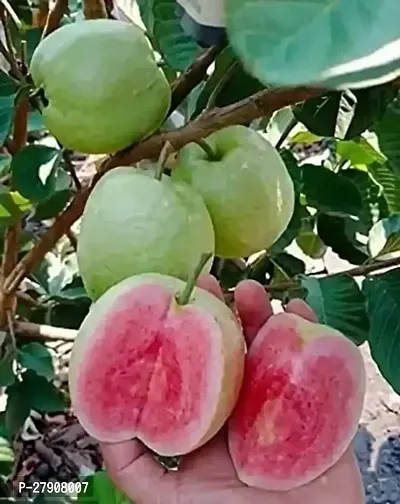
left=2, top=86, right=323, bottom=295
left=168, top=45, right=221, bottom=114
left=83, top=0, right=107, bottom=19
left=32, top=0, right=49, bottom=28
left=41, top=0, right=68, bottom=39
left=15, top=320, right=77, bottom=341
left=8, top=95, right=28, bottom=154
left=0, top=222, right=21, bottom=324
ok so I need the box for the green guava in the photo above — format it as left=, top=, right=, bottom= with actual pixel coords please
left=69, top=272, right=245, bottom=455
left=172, top=125, right=295, bottom=258
left=29, top=19, right=171, bottom=154
left=76, top=166, right=215, bottom=300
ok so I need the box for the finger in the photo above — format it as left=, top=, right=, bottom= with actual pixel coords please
left=234, top=280, right=273, bottom=346
left=197, top=273, right=225, bottom=301
left=285, top=298, right=318, bottom=323
left=100, top=439, right=171, bottom=503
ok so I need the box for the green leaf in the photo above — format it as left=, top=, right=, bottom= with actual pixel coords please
left=317, top=213, right=369, bottom=265
left=372, top=102, right=400, bottom=177
left=18, top=343, right=55, bottom=380
left=0, top=95, right=15, bottom=145
left=22, top=370, right=67, bottom=412
left=33, top=169, right=72, bottom=220
left=5, top=380, right=31, bottom=438
left=0, top=188, right=32, bottom=225
left=336, top=137, right=387, bottom=168
left=302, top=165, right=362, bottom=217
left=0, top=71, right=18, bottom=96
left=296, top=231, right=327, bottom=259
left=368, top=162, right=400, bottom=214
left=368, top=215, right=400, bottom=259
left=0, top=337, right=16, bottom=387
left=11, top=145, right=61, bottom=202
left=300, top=274, right=369, bottom=346
left=226, top=0, right=400, bottom=89
left=137, top=0, right=201, bottom=71
left=78, top=471, right=131, bottom=504
left=0, top=153, right=12, bottom=177
left=363, top=268, right=400, bottom=393
left=294, top=85, right=397, bottom=140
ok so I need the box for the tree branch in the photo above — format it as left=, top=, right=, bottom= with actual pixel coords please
left=2, top=86, right=324, bottom=295
left=83, top=0, right=107, bottom=19
left=168, top=45, right=221, bottom=114
left=15, top=320, right=77, bottom=341
left=41, top=0, right=68, bottom=39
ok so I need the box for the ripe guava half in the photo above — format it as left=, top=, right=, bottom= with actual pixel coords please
left=228, top=312, right=366, bottom=491
left=29, top=19, right=171, bottom=154
left=77, top=166, right=215, bottom=300
left=69, top=273, right=245, bottom=456
left=172, top=125, right=295, bottom=258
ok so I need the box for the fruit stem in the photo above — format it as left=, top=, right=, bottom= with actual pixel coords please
left=154, top=141, right=173, bottom=181
left=176, top=252, right=212, bottom=306
left=82, top=0, right=107, bottom=19
left=195, top=139, right=219, bottom=161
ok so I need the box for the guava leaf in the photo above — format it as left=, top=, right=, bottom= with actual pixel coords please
left=18, top=343, right=55, bottom=380
left=0, top=334, right=16, bottom=387
left=136, top=0, right=201, bottom=71
left=339, top=168, right=387, bottom=235
left=0, top=153, right=12, bottom=177
left=294, top=85, right=397, bottom=140
left=317, top=213, right=369, bottom=265
left=5, top=380, right=31, bottom=438
left=21, top=370, right=68, bottom=413
left=300, top=274, right=369, bottom=346
left=78, top=471, right=131, bottom=504
left=0, top=187, right=32, bottom=225
left=33, top=169, right=72, bottom=220
left=11, top=145, right=62, bottom=202
left=28, top=108, right=45, bottom=132
left=0, top=95, right=15, bottom=145
left=368, top=215, right=400, bottom=259
left=372, top=102, right=400, bottom=177
left=226, top=0, right=400, bottom=89
left=363, top=268, right=400, bottom=393
left=336, top=138, right=387, bottom=167
left=301, top=164, right=362, bottom=217
left=0, top=70, right=18, bottom=96
left=368, top=162, right=400, bottom=214
left=296, top=231, right=327, bottom=260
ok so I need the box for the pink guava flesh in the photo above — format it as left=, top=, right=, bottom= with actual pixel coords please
left=74, top=283, right=224, bottom=455
left=228, top=313, right=365, bottom=491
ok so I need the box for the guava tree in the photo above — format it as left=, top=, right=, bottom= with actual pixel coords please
left=0, top=0, right=398, bottom=500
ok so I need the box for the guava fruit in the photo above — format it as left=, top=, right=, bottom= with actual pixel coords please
left=69, top=272, right=246, bottom=456
left=77, top=166, right=215, bottom=300
left=228, top=312, right=366, bottom=491
left=172, top=125, right=295, bottom=258
left=29, top=19, right=171, bottom=154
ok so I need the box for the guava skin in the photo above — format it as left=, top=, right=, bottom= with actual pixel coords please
left=228, top=312, right=366, bottom=491
left=69, top=273, right=246, bottom=456
left=172, top=125, right=295, bottom=258
left=76, top=166, right=215, bottom=300
left=29, top=19, right=171, bottom=154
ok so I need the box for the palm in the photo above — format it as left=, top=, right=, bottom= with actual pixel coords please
left=100, top=276, right=365, bottom=504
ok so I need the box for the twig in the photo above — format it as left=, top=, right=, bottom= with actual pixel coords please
left=275, top=116, right=298, bottom=149
left=14, top=320, right=77, bottom=341
left=168, top=46, right=221, bottom=115
left=0, top=7, right=22, bottom=79
left=66, top=229, right=78, bottom=250
left=0, top=223, right=21, bottom=325
left=8, top=94, right=29, bottom=154
left=41, top=0, right=68, bottom=39
left=0, top=0, right=22, bottom=30
left=62, top=149, right=81, bottom=190
left=16, top=291, right=41, bottom=307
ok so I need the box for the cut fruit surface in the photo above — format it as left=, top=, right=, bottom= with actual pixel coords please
left=69, top=274, right=245, bottom=456
left=228, top=312, right=366, bottom=491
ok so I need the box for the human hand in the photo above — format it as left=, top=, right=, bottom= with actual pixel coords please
left=100, top=275, right=365, bottom=504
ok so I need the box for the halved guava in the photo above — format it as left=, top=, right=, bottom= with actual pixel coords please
left=228, top=312, right=366, bottom=491
left=69, top=273, right=245, bottom=456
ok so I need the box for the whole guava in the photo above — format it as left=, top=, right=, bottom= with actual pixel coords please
left=29, top=19, right=171, bottom=154
left=172, top=125, right=295, bottom=258
left=69, top=272, right=245, bottom=455
left=77, top=166, right=215, bottom=300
